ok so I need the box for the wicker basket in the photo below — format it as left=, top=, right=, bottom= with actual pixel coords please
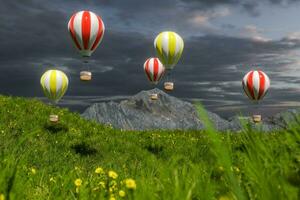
left=252, top=115, right=261, bottom=123
left=49, top=114, right=59, bottom=123
left=150, top=93, right=158, bottom=100
left=80, top=71, right=92, bottom=81
left=164, top=82, right=174, bottom=91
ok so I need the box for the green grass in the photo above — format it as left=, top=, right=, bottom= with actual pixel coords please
left=0, top=96, right=299, bottom=200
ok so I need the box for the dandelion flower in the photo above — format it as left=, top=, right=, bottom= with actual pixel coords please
left=125, top=178, right=136, bottom=190
left=119, top=190, right=126, bottom=197
left=109, top=194, right=116, bottom=200
left=219, top=193, right=236, bottom=200
left=219, top=195, right=231, bottom=200
left=95, top=167, right=104, bottom=174
left=0, top=194, right=4, bottom=200
left=218, top=166, right=224, bottom=172
left=108, top=170, right=118, bottom=179
left=234, top=166, right=240, bottom=173
left=74, top=178, right=82, bottom=187
left=31, top=167, right=36, bottom=174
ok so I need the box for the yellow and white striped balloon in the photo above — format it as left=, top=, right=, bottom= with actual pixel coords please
left=154, top=31, right=184, bottom=70
left=40, top=70, right=69, bottom=102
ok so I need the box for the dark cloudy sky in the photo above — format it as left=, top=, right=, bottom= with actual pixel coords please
left=1, top=0, right=300, bottom=118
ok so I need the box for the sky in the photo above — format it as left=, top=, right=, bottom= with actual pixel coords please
left=1, top=0, right=300, bottom=118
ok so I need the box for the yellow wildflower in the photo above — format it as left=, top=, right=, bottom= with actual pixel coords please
left=218, top=193, right=235, bottom=200
left=31, top=167, right=36, bottom=174
left=99, top=181, right=106, bottom=188
left=108, top=170, right=118, bottom=179
left=218, top=166, right=224, bottom=172
left=95, top=167, right=104, bottom=174
left=119, top=190, right=126, bottom=197
left=234, top=166, right=240, bottom=173
left=219, top=196, right=231, bottom=200
left=125, top=178, right=136, bottom=190
left=0, top=194, right=4, bottom=200
left=74, top=178, right=82, bottom=187
left=109, top=197, right=116, bottom=200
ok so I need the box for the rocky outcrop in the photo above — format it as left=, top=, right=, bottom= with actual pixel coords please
left=82, top=89, right=300, bottom=131
left=228, top=116, right=281, bottom=132
left=267, top=108, right=300, bottom=129
left=82, top=88, right=230, bottom=131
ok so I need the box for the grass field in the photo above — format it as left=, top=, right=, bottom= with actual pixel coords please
left=0, top=96, right=299, bottom=200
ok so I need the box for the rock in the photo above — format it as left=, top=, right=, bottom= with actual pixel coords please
left=82, top=89, right=300, bottom=131
left=82, top=88, right=230, bottom=131
left=267, top=108, right=300, bottom=129
left=228, top=116, right=281, bottom=132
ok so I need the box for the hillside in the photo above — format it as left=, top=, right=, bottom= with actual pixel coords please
left=0, top=95, right=299, bottom=200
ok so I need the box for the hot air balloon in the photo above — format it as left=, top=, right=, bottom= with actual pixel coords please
left=144, top=57, right=165, bottom=100
left=242, top=70, right=270, bottom=123
left=154, top=31, right=184, bottom=91
left=68, top=10, right=105, bottom=81
left=41, top=70, right=69, bottom=123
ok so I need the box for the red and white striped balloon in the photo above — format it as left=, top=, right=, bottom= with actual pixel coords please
left=68, top=10, right=105, bottom=57
left=242, top=70, right=270, bottom=101
left=144, top=58, right=165, bottom=85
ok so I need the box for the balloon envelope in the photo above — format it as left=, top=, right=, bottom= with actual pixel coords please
left=68, top=10, right=105, bottom=57
left=154, top=31, right=184, bottom=70
left=242, top=70, right=270, bottom=101
left=40, top=70, right=69, bottom=102
left=144, top=58, right=165, bottom=85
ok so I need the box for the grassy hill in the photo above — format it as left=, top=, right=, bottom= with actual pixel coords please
left=0, top=96, right=299, bottom=200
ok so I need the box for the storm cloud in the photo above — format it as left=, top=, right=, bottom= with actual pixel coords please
left=1, top=0, right=300, bottom=118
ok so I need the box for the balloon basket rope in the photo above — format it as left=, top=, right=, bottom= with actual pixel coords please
left=164, top=82, right=174, bottom=91
left=252, top=114, right=261, bottom=123
left=80, top=71, right=92, bottom=81
left=150, top=93, right=158, bottom=100
left=49, top=114, right=59, bottom=123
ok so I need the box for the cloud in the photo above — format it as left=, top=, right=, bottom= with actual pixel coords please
left=285, top=31, right=300, bottom=41
left=239, top=25, right=271, bottom=42
left=1, top=0, right=300, bottom=118
left=188, top=7, right=231, bottom=26
left=180, top=0, right=300, bottom=16
left=189, top=15, right=209, bottom=26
